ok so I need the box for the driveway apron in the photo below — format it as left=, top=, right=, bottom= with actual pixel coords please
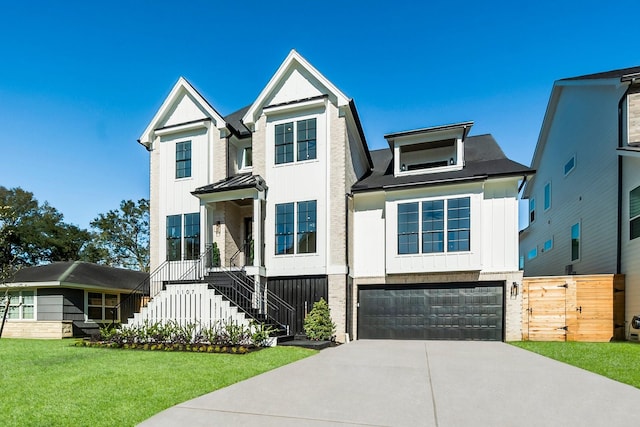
left=139, top=340, right=640, bottom=427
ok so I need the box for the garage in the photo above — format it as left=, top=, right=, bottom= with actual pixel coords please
left=358, top=282, right=504, bottom=341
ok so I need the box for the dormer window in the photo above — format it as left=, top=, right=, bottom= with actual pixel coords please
left=385, top=122, right=472, bottom=177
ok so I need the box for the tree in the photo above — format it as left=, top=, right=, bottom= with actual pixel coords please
left=0, top=186, right=90, bottom=277
left=303, top=298, right=336, bottom=341
left=88, top=199, right=149, bottom=272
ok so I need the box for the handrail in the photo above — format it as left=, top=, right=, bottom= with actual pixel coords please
left=111, top=260, right=168, bottom=326
left=229, top=248, right=241, bottom=267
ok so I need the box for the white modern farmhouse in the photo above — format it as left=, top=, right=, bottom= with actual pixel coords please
left=519, top=66, right=640, bottom=335
left=132, top=50, right=531, bottom=342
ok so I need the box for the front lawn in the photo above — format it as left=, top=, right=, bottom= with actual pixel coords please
left=0, top=339, right=316, bottom=426
left=511, top=341, right=640, bottom=388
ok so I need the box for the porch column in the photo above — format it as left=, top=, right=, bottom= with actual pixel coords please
left=253, top=195, right=262, bottom=268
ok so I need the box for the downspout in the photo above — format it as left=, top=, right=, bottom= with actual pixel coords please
left=345, top=192, right=353, bottom=340
left=616, top=82, right=632, bottom=274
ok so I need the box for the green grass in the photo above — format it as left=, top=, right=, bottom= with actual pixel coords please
left=0, top=339, right=316, bottom=427
left=511, top=341, right=640, bottom=388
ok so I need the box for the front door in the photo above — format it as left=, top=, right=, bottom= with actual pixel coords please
left=244, top=217, right=253, bottom=265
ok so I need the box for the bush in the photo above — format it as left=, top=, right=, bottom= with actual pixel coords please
left=303, top=298, right=336, bottom=341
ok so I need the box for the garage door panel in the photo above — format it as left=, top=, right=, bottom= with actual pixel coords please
left=358, top=284, right=504, bottom=341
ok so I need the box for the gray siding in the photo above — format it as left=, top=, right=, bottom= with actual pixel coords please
left=36, top=290, right=63, bottom=321
left=521, top=84, right=624, bottom=277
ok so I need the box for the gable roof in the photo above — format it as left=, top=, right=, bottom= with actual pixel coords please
left=242, top=49, right=350, bottom=126
left=3, top=262, right=148, bottom=291
left=352, top=134, right=531, bottom=193
left=561, top=65, right=640, bottom=82
left=524, top=65, right=640, bottom=197
left=138, top=77, right=227, bottom=148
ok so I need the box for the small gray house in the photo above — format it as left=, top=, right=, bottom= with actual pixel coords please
left=1, top=261, right=148, bottom=338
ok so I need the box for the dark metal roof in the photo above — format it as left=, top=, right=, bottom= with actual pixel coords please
left=352, top=134, right=532, bottom=193
left=561, top=65, right=640, bottom=82
left=192, top=173, right=267, bottom=195
left=384, top=121, right=474, bottom=140
left=224, top=105, right=252, bottom=138
left=6, top=262, right=148, bottom=291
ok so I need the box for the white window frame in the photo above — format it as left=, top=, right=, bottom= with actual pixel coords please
left=544, top=182, right=552, bottom=211
left=86, top=291, right=119, bottom=323
left=571, top=221, right=581, bottom=262
left=0, top=289, right=36, bottom=320
left=529, top=198, right=536, bottom=224
left=272, top=113, right=320, bottom=166
left=564, top=155, right=576, bottom=177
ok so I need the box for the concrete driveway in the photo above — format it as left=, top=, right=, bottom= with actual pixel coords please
left=139, top=340, right=640, bottom=426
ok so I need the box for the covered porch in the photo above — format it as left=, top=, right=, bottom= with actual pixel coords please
left=192, top=173, right=267, bottom=277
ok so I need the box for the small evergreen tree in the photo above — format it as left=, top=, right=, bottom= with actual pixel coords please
left=303, top=298, right=336, bottom=341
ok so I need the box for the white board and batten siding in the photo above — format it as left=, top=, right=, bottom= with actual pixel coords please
left=521, top=84, right=623, bottom=277
left=353, top=179, right=521, bottom=277
left=129, top=283, right=250, bottom=328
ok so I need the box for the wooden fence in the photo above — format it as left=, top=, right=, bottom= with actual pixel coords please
left=522, top=274, right=625, bottom=342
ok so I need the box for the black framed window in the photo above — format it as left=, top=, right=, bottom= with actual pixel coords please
left=176, top=141, right=192, bottom=178
left=184, top=213, right=200, bottom=260
left=297, top=200, right=317, bottom=253
left=275, top=123, right=294, bottom=164
left=422, top=200, right=444, bottom=253
left=398, top=202, right=419, bottom=254
left=297, top=118, right=317, bottom=161
left=631, top=186, right=640, bottom=240
left=275, top=203, right=295, bottom=254
left=166, top=215, right=181, bottom=261
left=447, top=197, right=470, bottom=252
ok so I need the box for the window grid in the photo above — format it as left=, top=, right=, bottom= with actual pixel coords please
left=184, top=213, right=200, bottom=260
left=297, top=200, right=317, bottom=253
left=422, top=200, right=444, bottom=253
left=397, top=203, right=419, bottom=254
left=166, top=215, right=181, bottom=261
left=176, top=141, right=192, bottom=178
left=297, top=118, right=317, bottom=161
left=398, top=197, right=470, bottom=255
left=447, top=197, right=471, bottom=252
left=275, top=203, right=295, bottom=254
left=275, top=123, right=294, bottom=164
left=88, top=292, right=118, bottom=321
left=1, top=290, right=34, bottom=320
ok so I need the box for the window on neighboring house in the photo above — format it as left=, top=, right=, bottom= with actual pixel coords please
left=529, top=198, right=536, bottom=224
left=398, top=202, right=419, bottom=254
left=397, top=197, right=470, bottom=255
left=0, top=290, right=34, bottom=320
left=87, top=292, right=118, bottom=321
left=543, top=238, right=553, bottom=253
left=564, top=155, right=576, bottom=176
left=528, top=247, right=538, bottom=260
left=176, top=141, right=192, bottom=178
left=422, top=200, right=444, bottom=253
left=275, top=118, right=317, bottom=164
left=571, top=222, right=581, bottom=261
left=166, top=215, right=182, bottom=261
left=544, top=182, right=551, bottom=211
left=447, top=197, right=471, bottom=252
left=243, top=146, right=253, bottom=168
left=184, top=213, right=200, bottom=260
left=297, top=118, right=317, bottom=161
left=275, top=203, right=295, bottom=254
left=275, top=122, right=294, bottom=164
left=519, top=255, right=525, bottom=270
left=630, top=186, right=640, bottom=240
left=297, top=200, right=317, bottom=254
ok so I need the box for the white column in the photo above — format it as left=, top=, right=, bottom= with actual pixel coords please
left=253, top=196, right=262, bottom=268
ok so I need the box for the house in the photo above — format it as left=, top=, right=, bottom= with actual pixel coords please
left=135, top=49, right=530, bottom=342
left=519, top=66, right=640, bottom=336
left=0, top=261, right=148, bottom=338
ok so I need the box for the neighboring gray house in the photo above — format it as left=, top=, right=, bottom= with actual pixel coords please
left=1, top=261, right=148, bottom=338
left=519, top=65, right=640, bottom=333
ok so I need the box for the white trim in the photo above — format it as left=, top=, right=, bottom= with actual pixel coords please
left=155, top=120, right=209, bottom=137
left=243, top=50, right=350, bottom=126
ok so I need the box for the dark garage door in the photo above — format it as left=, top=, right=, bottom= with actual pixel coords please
left=358, top=283, right=504, bottom=341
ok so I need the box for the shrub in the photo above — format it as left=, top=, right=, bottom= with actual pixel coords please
left=303, top=298, right=336, bottom=341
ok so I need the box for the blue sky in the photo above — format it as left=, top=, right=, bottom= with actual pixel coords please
left=0, top=1, right=636, bottom=230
